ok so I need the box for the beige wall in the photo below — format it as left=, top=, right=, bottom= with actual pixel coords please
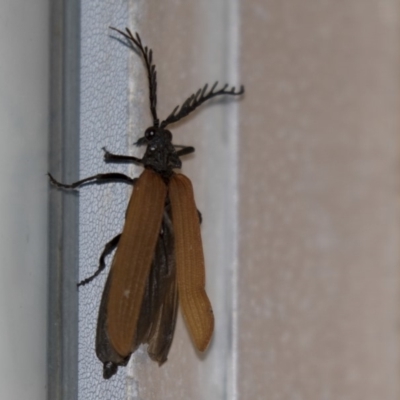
left=238, top=1, right=400, bottom=399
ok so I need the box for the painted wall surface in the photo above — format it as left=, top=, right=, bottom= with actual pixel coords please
left=0, top=1, right=49, bottom=399
left=238, top=1, right=400, bottom=399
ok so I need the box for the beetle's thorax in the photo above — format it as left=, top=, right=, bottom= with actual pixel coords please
left=141, top=127, right=181, bottom=177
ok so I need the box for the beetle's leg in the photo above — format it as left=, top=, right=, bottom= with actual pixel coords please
left=103, top=147, right=143, bottom=164
left=48, top=173, right=136, bottom=190
left=197, top=209, right=202, bottom=224
left=175, top=145, right=195, bottom=157
left=78, top=234, right=121, bottom=287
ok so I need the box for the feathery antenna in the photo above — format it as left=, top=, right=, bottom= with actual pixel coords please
left=161, top=82, right=244, bottom=127
left=110, top=27, right=159, bottom=126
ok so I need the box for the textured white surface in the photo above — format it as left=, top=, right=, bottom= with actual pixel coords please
left=79, top=2, right=130, bottom=399
left=0, top=1, right=49, bottom=399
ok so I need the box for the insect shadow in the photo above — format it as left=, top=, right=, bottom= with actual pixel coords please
left=49, top=27, right=244, bottom=379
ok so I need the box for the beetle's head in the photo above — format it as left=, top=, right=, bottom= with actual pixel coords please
left=139, top=126, right=181, bottom=173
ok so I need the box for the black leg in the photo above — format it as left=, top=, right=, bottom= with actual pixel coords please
left=103, top=147, right=143, bottom=164
left=78, top=234, right=121, bottom=287
left=48, top=172, right=136, bottom=189
left=175, top=145, right=195, bottom=157
left=197, top=209, right=202, bottom=224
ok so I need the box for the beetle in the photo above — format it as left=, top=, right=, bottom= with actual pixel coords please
left=49, top=27, right=244, bottom=379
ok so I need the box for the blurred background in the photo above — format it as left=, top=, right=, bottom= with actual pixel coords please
left=1, top=0, right=399, bottom=399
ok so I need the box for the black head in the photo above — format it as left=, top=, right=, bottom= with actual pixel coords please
left=140, top=127, right=181, bottom=175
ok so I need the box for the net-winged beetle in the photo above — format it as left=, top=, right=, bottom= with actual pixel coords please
left=49, top=27, right=244, bottom=379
